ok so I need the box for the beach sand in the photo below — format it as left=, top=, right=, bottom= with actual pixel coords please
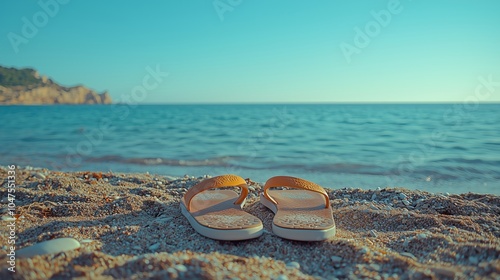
left=1, top=167, right=499, bottom=279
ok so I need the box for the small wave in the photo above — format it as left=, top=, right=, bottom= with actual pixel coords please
left=430, top=158, right=500, bottom=166
left=20, top=136, right=41, bottom=142
left=484, top=142, right=500, bottom=146
left=86, top=155, right=241, bottom=167
left=319, top=163, right=382, bottom=171
left=430, top=144, right=469, bottom=151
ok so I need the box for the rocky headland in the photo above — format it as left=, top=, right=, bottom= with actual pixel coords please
left=0, top=66, right=111, bottom=105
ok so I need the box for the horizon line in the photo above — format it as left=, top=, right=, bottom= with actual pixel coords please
left=3, top=101, right=500, bottom=106
left=127, top=101, right=500, bottom=105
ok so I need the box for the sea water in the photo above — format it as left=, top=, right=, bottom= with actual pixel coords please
left=1, top=104, right=499, bottom=194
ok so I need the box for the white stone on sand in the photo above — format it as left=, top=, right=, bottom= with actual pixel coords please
left=17, top=238, right=81, bottom=258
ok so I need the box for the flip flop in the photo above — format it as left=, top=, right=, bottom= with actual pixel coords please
left=180, top=174, right=263, bottom=241
left=260, top=176, right=336, bottom=241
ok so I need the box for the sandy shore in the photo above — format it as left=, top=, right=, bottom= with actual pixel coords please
left=1, top=167, right=499, bottom=279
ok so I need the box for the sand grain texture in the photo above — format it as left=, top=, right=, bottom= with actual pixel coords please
left=1, top=167, right=499, bottom=279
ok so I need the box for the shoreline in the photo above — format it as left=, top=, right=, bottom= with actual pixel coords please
left=1, top=167, right=499, bottom=279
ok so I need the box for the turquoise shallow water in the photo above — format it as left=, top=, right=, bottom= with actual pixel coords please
left=1, top=104, right=499, bottom=194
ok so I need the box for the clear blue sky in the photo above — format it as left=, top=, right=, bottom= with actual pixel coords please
left=1, top=0, right=499, bottom=103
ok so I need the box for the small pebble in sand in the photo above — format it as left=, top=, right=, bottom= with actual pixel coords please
left=400, top=252, right=417, bottom=260
left=164, top=175, right=177, bottom=181
left=359, top=247, right=369, bottom=254
left=17, top=238, right=80, bottom=258
left=286, top=261, right=300, bottom=269
left=276, top=275, right=288, bottom=280
left=403, top=238, right=411, bottom=247
left=469, top=256, right=479, bottom=264
left=174, top=264, right=187, bottom=272
left=33, top=172, right=46, bottom=179
left=402, top=199, right=410, bottom=206
left=331, top=256, right=343, bottom=263
left=370, top=230, right=378, bottom=238
left=148, top=243, right=160, bottom=251
left=417, top=233, right=427, bottom=239
left=415, top=198, right=425, bottom=204
left=166, top=267, right=178, bottom=277
left=399, top=193, right=407, bottom=200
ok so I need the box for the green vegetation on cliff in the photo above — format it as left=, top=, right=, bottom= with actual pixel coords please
left=0, top=66, right=43, bottom=87
left=0, top=65, right=112, bottom=104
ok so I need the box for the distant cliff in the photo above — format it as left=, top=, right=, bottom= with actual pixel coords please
left=0, top=66, right=112, bottom=105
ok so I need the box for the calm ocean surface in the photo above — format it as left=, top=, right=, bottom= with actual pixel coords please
left=1, top=104, right=499, bottom=194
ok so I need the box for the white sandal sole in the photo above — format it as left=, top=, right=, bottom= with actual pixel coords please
left=260, top=194, right=336, bottom=241
left=180, top=202, right=263, bottom=241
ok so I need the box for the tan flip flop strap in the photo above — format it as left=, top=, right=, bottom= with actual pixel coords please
left=184, top=174, right=249, bottom=211
left=263, top=176, right=330, bottom=208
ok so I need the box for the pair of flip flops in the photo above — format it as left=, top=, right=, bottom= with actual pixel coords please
left=180, top=175, right=335, bottom=241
